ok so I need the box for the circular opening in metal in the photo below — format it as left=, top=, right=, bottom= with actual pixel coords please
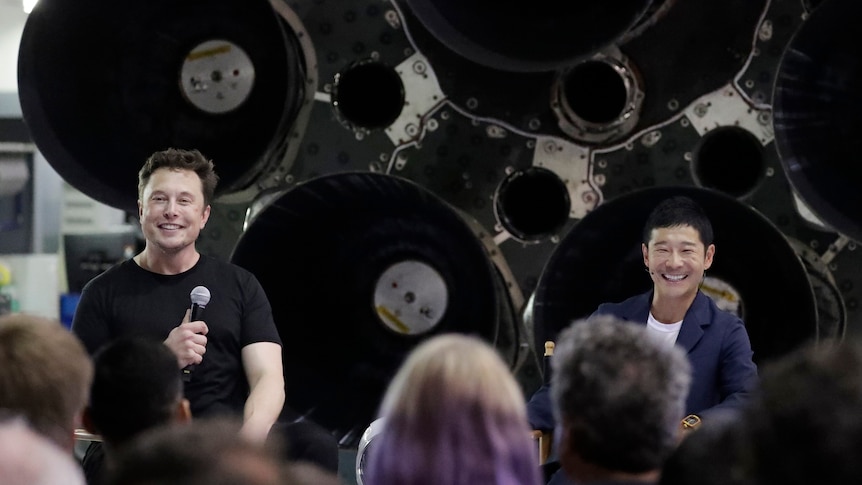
left=373, top=260, right=449, bottom=335
left=333, top=61, right=405, bottom=129
left=562, top=61, right=628, bottom=124
left=496, top=167, right=570, bottom=241
left=180, top=39, right=255, bottom=114
left=693, top=127, right=766, bottom=198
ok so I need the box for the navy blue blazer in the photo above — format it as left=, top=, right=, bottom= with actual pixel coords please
left=527, top=290, right=758, bottom=430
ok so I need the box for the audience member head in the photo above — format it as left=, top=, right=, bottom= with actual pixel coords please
left=106, top=417, right=294, bottom=485
left=367, top=333, right=541, bottom=485
left=643, top=195, right=714, bottom=247
left=745, top=338, right=862, bottom=485
left=659, top=410, right=757, bottom=485
left=551, top=315, right=691, bottom=481
left=0, top=313, right=93, bottom=451
left=0, top=416, right=86, bottom=485
left=84, top=337, right=190, bottom=448
left=138, top=148, right=219, bottom=206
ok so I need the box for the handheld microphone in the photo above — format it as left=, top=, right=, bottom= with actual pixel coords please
left=183, top=286, right=211, bottom=382
left=189, top=285, right=211, bottom=321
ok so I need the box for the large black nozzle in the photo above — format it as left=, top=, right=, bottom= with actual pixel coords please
left=403, top=0, right=653, bottom=72
left=529, top=186, right=818, bottom=366
left=773, top=0, right=862, bottom=242
left=231, top=173, right=512, bottom=441
left=18, top=0, right=304, bottom=213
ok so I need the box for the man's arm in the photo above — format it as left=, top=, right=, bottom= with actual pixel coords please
left=240, top=341, right=285, bottom=444
left=71, top=285, right=110, bottom=355
left=702, top=322, right=758, bottom=419
left=527, top=383, right=557, bottom=431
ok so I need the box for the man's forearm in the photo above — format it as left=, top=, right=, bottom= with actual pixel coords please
left=242, top=373, right=285, bottom=443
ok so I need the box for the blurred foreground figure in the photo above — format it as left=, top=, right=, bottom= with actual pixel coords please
left=81, top=337, right=192, bottom=485
left=0, top=417, right=86, bottom=485
left=550, top=315, right=692, bottom=485
left=367, top=333, right=541, bottom=485
left=0, top=313, right=93, bottom=452
left=105, top=417, right=339, bottom=485
left=746, top=339, right=862, bottom=485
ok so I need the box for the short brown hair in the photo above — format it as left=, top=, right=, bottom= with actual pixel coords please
left=0, top=314, right=94, bottom=448
left=138, top=148, right=219, bottom=206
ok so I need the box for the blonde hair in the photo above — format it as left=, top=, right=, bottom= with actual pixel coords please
left=0, top=314, right=93, bottom=448
left=380, top=333, right=526, bottom=420
left=370, top=333, right=540, bottom=485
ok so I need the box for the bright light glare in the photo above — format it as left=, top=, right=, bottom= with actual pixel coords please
left=23, top=0, right=38, bottom=14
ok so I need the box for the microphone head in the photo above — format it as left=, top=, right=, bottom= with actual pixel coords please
left=190, top=286, right=211, bottom=307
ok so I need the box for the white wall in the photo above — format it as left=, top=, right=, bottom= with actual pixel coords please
left=0, top=1, right=27, bottom=116
left=0, top=4, right=131, bottom=319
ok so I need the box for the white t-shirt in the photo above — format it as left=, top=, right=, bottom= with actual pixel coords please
left=647, top=312, right=682, bottom=349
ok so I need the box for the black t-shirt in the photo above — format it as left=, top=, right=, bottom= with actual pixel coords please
left=82, top=442, right=105, bottom=485
left=72, top=256, right=282, bottom=417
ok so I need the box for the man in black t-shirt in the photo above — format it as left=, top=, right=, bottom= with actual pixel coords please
left=73, top=148, right=283, bottom=443
left=72, top=149, right=337, bottom=471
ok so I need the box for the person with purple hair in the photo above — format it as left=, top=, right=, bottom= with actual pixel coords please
left=366, top=333, right=542, bottom=485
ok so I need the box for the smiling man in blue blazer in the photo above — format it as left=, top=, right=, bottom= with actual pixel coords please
left=529, top=195, right=758, bottom=437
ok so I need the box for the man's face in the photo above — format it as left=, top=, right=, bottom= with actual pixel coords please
left=642, top=224, right=714, bottom=301
left=138, top=168, right=210, bottom=255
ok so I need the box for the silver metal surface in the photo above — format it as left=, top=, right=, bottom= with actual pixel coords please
left=384, top=52, right=447, bottom=145
left=180, top=39, right=255, bottom=114
left=373, top=260, right=448, bottom=335
left=530, top=136, right=601, bottom=220
left=682, top=83, right=773, bottom=145
left=355, top=417, right=385, bottom=485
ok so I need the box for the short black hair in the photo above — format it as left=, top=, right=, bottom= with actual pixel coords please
left=105, top=418, right=288, bottom=485
left=642, top=196, right=713, bottom=247
left=89, top=337, right=182, bottom=446
left=746, top=340, right=862, bottom=484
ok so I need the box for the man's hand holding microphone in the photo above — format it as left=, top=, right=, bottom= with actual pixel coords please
left=164, top=286, right=210, bottom=380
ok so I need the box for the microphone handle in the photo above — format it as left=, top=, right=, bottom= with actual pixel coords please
left=190, top=302, right=204, bottom=321
left=182, top=303, right=205, bottom=382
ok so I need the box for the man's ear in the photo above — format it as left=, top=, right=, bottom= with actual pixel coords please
left=201, top=204, right=211, bottom=228
left=704, top=243, right=716, bottom=270
left=175, top=398, right=193, bottom=424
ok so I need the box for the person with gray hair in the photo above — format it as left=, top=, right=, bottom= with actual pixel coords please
left=549, top=315, right=692, bottom=485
